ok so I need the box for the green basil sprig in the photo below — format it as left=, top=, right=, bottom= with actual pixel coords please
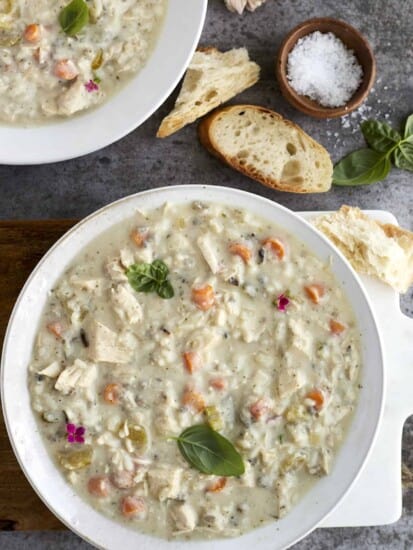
left=59, top=0, right=89, bottom=37
left=393, top=115, right=413, bottom=170
left=333, top=148, right=391, bottom=186
left=173, top=424, right=245, bottom=477
left=126, top=259, right=174, bottom=299
left=360, top=120, right=401, bottom=153
left=394, top=141, right=413, bottom=171
left=333, top=113, right=413, bottom=186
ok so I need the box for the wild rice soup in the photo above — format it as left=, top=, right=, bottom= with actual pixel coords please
left=29, top=202, right=361, bottom=538
left=0, top=0, right=166, bottom=123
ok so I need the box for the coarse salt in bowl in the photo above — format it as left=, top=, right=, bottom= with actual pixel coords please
left=286, top=31, right=363, bottom=109
left=276, top=18, right=376, bottom=119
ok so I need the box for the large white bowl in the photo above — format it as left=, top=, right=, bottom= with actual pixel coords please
left=1, top=186, right=384, bottom=549
left=0, top=0, right=207, bottom=165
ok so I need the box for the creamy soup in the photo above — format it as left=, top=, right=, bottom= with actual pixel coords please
left=29, top=202, right=361, bottom=539
left=0, top=0, right=166, bottom=123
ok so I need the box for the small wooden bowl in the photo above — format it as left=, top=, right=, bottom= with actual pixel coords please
left=276, top=18, right=376, bottom=118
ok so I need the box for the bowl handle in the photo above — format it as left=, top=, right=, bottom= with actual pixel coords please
left=395, top=313, right=413, bottom=420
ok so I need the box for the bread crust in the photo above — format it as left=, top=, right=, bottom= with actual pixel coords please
left=195, top=46, right=218, bottom=55
left=198, top=104, right=332, bottom=193
left=380, top=222, right=413, bottom=243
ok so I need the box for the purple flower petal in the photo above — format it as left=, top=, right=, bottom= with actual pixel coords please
left=66, top=423, right=86, bottom=443
left=277, top=294, right=290, bottom=312
left=85, top=79, right=99, bottom=93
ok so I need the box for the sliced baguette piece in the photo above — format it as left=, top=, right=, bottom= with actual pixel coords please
left=157, top=48, right=260, bottom=138
left=314, top=205, right=413, bottom=293
left=198, top=105, right=332, bottom=193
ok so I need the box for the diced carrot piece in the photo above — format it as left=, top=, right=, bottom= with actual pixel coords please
left=182, top=386, right=206, bottom=412
left=111, top=470, right=134, bottom=489
left=87, top=475, right=110, bottom=498
left=250, top=398, right=271, bottom=420
left=130, top=228, right=148, bottom=247
left=24, top=24, right=41, bottom=43
left=46, top=321, right=64, bottom=339
left=306, top=389, right=324, bottom=411
left=183, top=351, right=202, bottom=374
left=228, top=242, right=252, bottom=264
left=191, top=284, right=215, bottom=311
left=103, top=383, right=122, bottom=405
left=209, top=377, right=227, bottom=391
left=120, top=496, right=146, bottom=518
left=304, top=284, right=325, bottom=304
left=206, top=477, right=227, bottom=493
left=262, top=238, right=285, bottom=260
left=54, top=59, right=79, bottom=80
left=330, top=319, right=346, bottom=335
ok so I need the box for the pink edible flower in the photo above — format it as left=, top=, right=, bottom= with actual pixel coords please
left=277, top=293, right=290, bottom=312
left=85, top=79, right=99, bottom=93
left=66, top=423, right=86, bottom=444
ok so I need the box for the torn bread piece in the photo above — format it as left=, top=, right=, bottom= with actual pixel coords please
left=314, top=206, right=413, bottom=293
left=157, top=47, right=260, bottom=138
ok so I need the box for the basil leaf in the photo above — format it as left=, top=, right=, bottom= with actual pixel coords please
left=126, top=260, right=174, bottom=299
left=136, top=277, right=158, bottom=293
left=333, top=149, right=391, bottom=186
left=393, top=142, right=413, bottom=172
left=157, top=280, right=174, bottom=299
left=360, top=120, right=401, bottom=153
left=151, top=259, right=169, bottom=281
left=175, top=424, right=244, bottom=477
left=59, top=0, right=89, bottom=37
left=128, top=263, right=152, bottom=277
left=127, top=263, right=155, bottom=292
left=403, top=114, right=413, bottom=141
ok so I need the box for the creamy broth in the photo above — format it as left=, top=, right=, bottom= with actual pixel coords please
left=29, top=202, right=361, bottom=539
left=0, top=0, right=166, bottom=124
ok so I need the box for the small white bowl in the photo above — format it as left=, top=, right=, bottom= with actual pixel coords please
left=0, top=0, right=207, bottom=165
left=1, top=186, right=384, bottom=549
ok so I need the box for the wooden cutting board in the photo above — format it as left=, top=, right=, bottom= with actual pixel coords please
left=0, top=220, right=77, bottom=531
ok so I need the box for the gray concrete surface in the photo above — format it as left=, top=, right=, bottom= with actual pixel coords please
left=0, top=0, right=412, bottom=548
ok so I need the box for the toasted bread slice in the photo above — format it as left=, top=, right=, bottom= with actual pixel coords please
left=198, top=105, right=332, bottom=193
left=157, top=48, right=260, bottom=138
left=314, top=206, right=413, bottom=293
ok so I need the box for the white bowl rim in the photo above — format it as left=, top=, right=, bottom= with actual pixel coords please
left=1, top=185, right=385, bottom=550
left=0, top=0, right=207, bottom=165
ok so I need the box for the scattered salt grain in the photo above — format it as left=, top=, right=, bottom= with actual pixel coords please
left=339, top=91, right=390, bottom=134
left=287, top=31, right=363, bottom=108
left=341, top=117, right=351, bottom=129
